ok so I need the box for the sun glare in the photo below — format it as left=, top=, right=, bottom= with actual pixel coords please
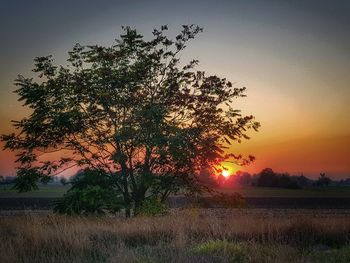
left=222, top=170, right=230, bottom=178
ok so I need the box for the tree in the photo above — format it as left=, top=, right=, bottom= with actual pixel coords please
left=296, top=174, right=311, bottom=187
left=257, top=169, right=301, bottom=189
left=236, top=171, right=252, bottom=187
left=314, top=173, right=332, bottom=187
left=257, top=168, right=278, bottom=187
left=1, top=25, right=259, bottom=216
left=59, top=177, right=68, bottom=185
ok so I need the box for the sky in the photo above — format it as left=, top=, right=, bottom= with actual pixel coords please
left=0, top=0, right=349, bottom=178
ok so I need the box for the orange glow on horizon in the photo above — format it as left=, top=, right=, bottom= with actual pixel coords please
left=214, top=162, right=238, bottom=179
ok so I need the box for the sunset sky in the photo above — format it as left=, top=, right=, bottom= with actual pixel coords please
left=0, top=0, right=349, bottom=178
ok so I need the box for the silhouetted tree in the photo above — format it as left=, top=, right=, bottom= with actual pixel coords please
left=278, top=173, right=300, bottom=189
left=257, top=168, right=278, bottom=187
left=59, top=177, right=68, bottom=186
left=296, top=174, right=311, bottom=187
left=199, top=167, right=217, bottom=187
left=1, top=25, right=259, bottom=216
left=256, top=169, right=302, bottom=188
left=235, top=171, right=252, bottom=186
left=314, top=173, right=332, bottom=187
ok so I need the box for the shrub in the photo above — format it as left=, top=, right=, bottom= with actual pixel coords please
left=190, top=240, right=249, bottom=262
left=54, top=185, right=123, bottom=215
left=54, top=169, right=123, bottom=215
left=134, top=198, right=169, bottom=216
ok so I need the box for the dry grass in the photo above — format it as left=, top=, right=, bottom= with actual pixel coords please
left=1, top=209, right=350, bottom=263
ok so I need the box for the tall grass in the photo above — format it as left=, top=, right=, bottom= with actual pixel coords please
left=1, top=209, right=350, bottom=262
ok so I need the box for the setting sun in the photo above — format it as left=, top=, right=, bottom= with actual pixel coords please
left=222, top=170, right=230, bottom=178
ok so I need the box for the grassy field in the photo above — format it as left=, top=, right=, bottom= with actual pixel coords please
left=220, top=186, right=350, bottom=198
left=0, top=185, right=70, bottom=198
left=1, top=184, right=350, bottom=198
left=1, top=209, right=350, bottom=263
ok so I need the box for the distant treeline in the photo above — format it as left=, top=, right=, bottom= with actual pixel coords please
left=200, top=168, right=350, bottom=189
left=1, top=169, right=350, bottom=189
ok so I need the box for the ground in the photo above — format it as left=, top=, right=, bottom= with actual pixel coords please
left=1, top=184, right=350, bottom=210
left=1, top=184, right=350, bottom=198
left=1, top=185, right=350, bottom=262
left=1, top=209, right=350, bottom=263
left=0, top=184, right=70, bottom=198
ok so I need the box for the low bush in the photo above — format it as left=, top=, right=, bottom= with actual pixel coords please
left=54, top=169, right=123, bottom=215
left=190, top=240, right=249, bottom=262
left=134, top=198, right=169, bottom=216
left=54, top=185, right=123, bottom=215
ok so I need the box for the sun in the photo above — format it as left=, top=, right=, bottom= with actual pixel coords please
left=222, top=169, right=230, bottom=178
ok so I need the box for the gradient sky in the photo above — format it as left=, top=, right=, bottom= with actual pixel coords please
left=0, top=0, right=349, bottom=178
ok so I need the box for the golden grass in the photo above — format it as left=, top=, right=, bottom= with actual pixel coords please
left=1, top=209, right=350, bottom=263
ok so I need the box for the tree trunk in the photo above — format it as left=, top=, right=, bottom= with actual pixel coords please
left=132, top=189, right=146, bottom=216
left=125, top=208, right=131, bottom=217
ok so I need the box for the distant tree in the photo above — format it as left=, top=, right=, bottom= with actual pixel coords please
left=241, top=173, right=252, bottom=186
left=278, top=173, right=291, bottom=187
left=296, top=174, right=311, bottom=187
left=1, top=25, right=259, bottom=216
left=59, top=177, right=68, bottom=186
left=257, top=168, right=278, bottom=187
left=199, top=167, right=217, bottom=187
left=314, top=173, right=332, bottom=187
left=0, top=176, right=15, bottom=185
left=235, top=171, right=252, bottom=187
left=275, top=173, right=298, bottom=189
left=256, top=169, right=302, bottom=189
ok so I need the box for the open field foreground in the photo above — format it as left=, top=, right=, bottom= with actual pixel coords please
left=1, top=209, right=350, bottom=263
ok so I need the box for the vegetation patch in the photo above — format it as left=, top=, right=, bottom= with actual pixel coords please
left=190, top=240, right=249, bottom=262
left=134, top=198, right=169, bottom=216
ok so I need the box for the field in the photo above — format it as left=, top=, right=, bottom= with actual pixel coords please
left=1, top=184, right=350, bottom=262
left=1, top=185, right=350, bottom=210
left=0, top=185, right=350, bottom=262
left=1, top=209, right=350, bottom=263
left=1, top=184, right=350, bottom=198
left=0, top=185, right=70, bottom=198
left=220, top=186, right=350, bottom=198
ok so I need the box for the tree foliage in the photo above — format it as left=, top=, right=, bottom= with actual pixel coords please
left=1, top=25, right=259, bottom=216
left=257, top=168, right=300, bottom=189
left=54, top=169, right=123, bottom=215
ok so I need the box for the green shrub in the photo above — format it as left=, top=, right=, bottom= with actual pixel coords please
left=190, top=240, right=249, bottom=262
left=54, top=169, right=123, bottom=215
left=134, top=198, right=169, bottom=216
left=54, top=185, right=123, bottom=215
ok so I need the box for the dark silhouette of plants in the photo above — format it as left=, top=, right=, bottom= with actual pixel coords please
left=1, top=25, right=259, bottom=216
left=54, top=169, right=123, bottom=215
left=314, top=173, right=332, bottom=187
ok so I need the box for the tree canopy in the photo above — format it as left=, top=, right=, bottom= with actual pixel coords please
left=1, top=25, right=259, bottom=216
